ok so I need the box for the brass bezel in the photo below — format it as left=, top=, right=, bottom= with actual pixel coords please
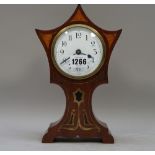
left=51, top=24, right=106, bottom=80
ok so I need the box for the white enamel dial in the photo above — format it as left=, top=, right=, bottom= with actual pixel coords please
left=52, top=25, right=105, bottom=79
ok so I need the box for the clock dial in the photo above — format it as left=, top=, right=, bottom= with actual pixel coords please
left=52, top=24, right=105, bottom=79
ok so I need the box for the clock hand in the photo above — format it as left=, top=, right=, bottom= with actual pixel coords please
left=73, top=49, right=87, bottom=55
left=60, top=57, right=70, bottom=65
left=87, top=54, right=94, bottom=62
left=73, top=49, right=94, bottom=62
left=73, top=52, right=86, bottom=55
left=80, top=52, right=87, bottom=55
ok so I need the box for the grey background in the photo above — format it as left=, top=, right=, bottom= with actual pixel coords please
left=0, top=4, right=155, bottom=150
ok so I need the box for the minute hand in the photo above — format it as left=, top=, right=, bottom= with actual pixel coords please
left=80, top=52, right=86, bottom=55
left=60, top=57, right=70, bottom=65
left=73, top=52, right=86, bottom=55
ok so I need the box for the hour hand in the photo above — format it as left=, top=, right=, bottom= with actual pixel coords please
left=87, top=54, right=94, bottom=62
left=60, top=57, right=70, bottom=65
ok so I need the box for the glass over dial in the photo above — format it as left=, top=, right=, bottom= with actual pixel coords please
left=52, top=24, right=105, bottom=79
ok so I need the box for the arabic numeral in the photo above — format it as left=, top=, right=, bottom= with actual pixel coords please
left=91, top=41, right=95, bottom=46
left=69, top=35, right=72, bottom=41
left=76, top=32, right=81, bottom=39
left=60, top=49, right=64, bottom=53
left=79, top=59, right=82, bottom=65
left=86, top=35, right=88, bottom=41
left=62, top=41, right=67, bottom=47
left=93, top=49, right=97, bottom=54
left=83, top=59, right=86, bottom=64
left=76, top=68, right=81, bottom=72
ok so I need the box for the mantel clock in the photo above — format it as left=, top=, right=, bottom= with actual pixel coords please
left=36, top=5, right=122, bottom=143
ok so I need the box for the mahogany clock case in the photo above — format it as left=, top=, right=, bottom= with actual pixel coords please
left=36, top=4, right=121, bottom=143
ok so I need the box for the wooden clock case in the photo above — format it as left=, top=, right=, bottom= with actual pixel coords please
left=36, top=5, right=122, bottom=143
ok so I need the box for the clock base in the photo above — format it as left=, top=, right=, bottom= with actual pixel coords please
left=42, top=121, right=114, bottom=143
left=42, top=84, right=114, bottom=144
